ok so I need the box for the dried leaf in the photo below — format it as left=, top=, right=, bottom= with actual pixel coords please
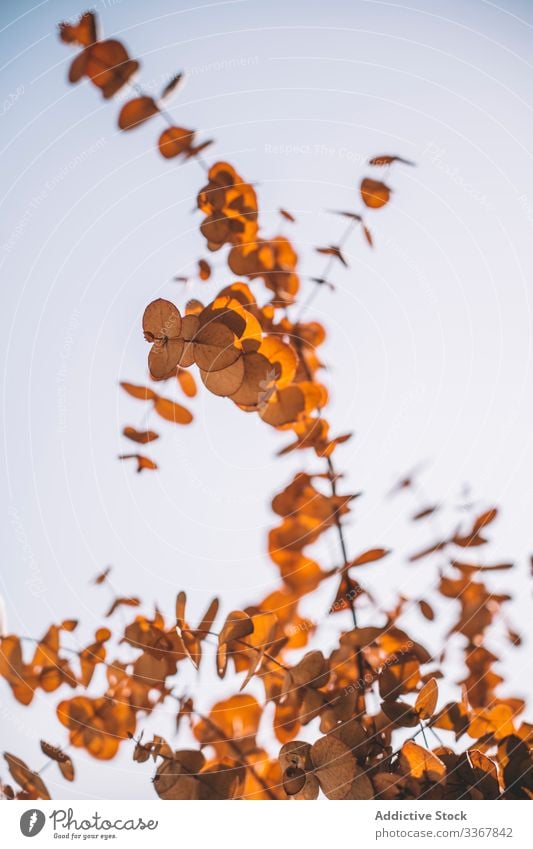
left=416, top=678, right=439, bottom=720
left=310, top=735, right=358, bottom=800
left=143, top=299, right=184, bottom=380
left=161, top=73, right=183, bottom=99
left=473, top=508, right=498, bottom=532
left=159, top=126, right=196, bottom=159
left=279, top=208, right=296, bottom=222
left=369, top=154, right=415, bottom=167
left=106, top=597, right=141, bottom=617
left=315, top=245, right=348, bottom=266
left=200, top=356, right=245, bottom=397
left=123, top=426, right=159, bottom=444
left=40, top=741, right=75, bottom=781
left=193, top=322, right=241, bottom=372
left=412, top=505, right=439, bottom=521
left=177, top=368, right=197, bottom=397
left=118, top=97, right=159, bottom=130
left=93, top=566, right=111, bottom=585
left=118, top=454, right=158, bottom=473
left=153, top=397, right=193, bottom=425
left=120, top=382, right=157, bottom=401
left=381, top=700, right=420, bottom=728
left=348, top=548, right=390, bottom=568
left=361, top=177, right=391, bottom=209
left=59, top=12, right=97, bottom=46
left=418, top=599, right=435, bottom=621
left=218, top=611, right=254, bottom=647
left=4, top=753, right=51, bottom=799
left=198, top=259, right=211, bottom=280
left=400, top=740, right=446, bottom=781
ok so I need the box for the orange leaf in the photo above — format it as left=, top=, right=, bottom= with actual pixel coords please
left=81, top=40, right=139, bottom=99
left=418, top=599, right=435, bottom=621
left=123, top=426, right=159, bottom=444
left=120, top=382, right=157, bottom=401
left=161, top=73, right=183, bottom=99
left=348, top=548, right=390, bottom=568
left=118, top=454, right=158, bottom=473
left=198, top=259, right=211, bottom=280
left=400, top=740, right=446, bottom=781
left=279, top=208, right=296, bottom=222
left=40, top=741, right=75, bottom=782
left=361, top=177, right=391, bottom=209
left=59, top=11, right=97, bottom=46
left=201, top=357, right=245, bottom=397
left=143, top=299, right=184, bottom=380
left=153, top=396, right=193, bottom=425
left=260, top=385, right=306, bottom=427
left=106, top=596, right=141, bottom=617
left=158, top=126, right=196, bottom=159
left=4, top=753, right=50, bottom=799
left=369, top=154, right=415, bottom=167
left=93, top=566, right=111, bottom=585
left=193, top=322, right=241, bottom=372
left=415, top=678, right=439, bottom=719
left=315, top=245, right=348, bottom=266
left=118, top=96, right=159, bottom=130
left=177, top=368, right=197, bottom=397
left=473, top=508, right=498, bottom=532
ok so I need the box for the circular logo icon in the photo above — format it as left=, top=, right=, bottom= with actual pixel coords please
left=20, top=810, right=46, bottom=837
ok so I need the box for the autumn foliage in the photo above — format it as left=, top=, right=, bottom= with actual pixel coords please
left=1, top=11, right=531, bottom=802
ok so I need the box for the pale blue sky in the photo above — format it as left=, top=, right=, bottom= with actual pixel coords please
left=1, top=0, right=533, bottom=798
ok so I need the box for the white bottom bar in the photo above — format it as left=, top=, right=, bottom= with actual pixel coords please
left=0, top=799, right=530, bottom=848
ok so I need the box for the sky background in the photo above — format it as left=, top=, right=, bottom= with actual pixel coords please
left=1, top=0, right=533, bottom=799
